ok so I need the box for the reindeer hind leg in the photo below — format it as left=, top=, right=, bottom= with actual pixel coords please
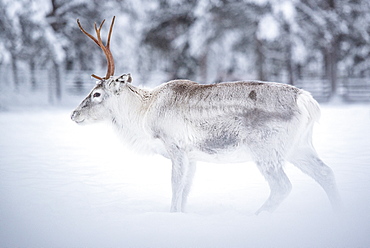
left=255, top=158, right=292, bottom=214
left=289, top=147, right=340, bottom=210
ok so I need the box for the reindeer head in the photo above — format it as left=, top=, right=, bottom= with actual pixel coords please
left=71, top=74, right=133, bottom=124
left=71, top=16, right=133, bottom=124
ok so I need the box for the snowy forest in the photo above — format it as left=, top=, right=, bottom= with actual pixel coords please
left=1, top=0, right=370, bottom=106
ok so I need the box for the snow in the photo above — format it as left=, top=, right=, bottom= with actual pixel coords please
left=0, top=104, right=370, bottom=247
left=257, top=14, right=280, bottom=41
left=274, top=1, right=296, bottom=22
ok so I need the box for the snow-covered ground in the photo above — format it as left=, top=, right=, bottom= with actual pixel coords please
left=0, top=104, right=369, bottom=248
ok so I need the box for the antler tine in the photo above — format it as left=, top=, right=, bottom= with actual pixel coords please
left=98, top=19, right=106, bottom=31
left=91, top=74, right=103, bottom=81
left=76, top=16, right=116, bottom=80
left=93, top=19, right=105, bottom=45
left=105, top=16, right=115, bottom=78
left=77, top=19, right=100, bottom=47
left=106, top=16, right=115, bottom=49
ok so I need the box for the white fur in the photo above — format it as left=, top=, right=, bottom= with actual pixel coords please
left=71, top=75, right=340, bottom=213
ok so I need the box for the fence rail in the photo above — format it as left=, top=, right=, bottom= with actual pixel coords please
left=296, top=78, right=370, bottom=102
left=1, top=66, right=370, bottom=106
left=341, top=78, right=370, bottom=102
left=295, top=79, right=332, bottom=102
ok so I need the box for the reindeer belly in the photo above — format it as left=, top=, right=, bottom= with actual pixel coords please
left=187, top=114, right=294, bottom=163
left=189, top=128, right=254, bottom=163
left=190, top=144, right=253, bottom=163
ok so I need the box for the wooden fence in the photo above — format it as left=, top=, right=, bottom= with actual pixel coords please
left=296, top=78, right=370, bottom=102
left=295, top=79, right=332, bottom=102
left=1, top=65, right=370, bottom=104
left=341, top=78, right=370, bottom=102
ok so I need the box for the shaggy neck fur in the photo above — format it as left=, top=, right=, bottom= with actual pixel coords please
left=107, top=84, right=154, bottom=152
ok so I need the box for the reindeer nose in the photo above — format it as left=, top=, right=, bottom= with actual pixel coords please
left=71, top=110, right=78, bottom=121
left=71, top=110, right=85, bottom=123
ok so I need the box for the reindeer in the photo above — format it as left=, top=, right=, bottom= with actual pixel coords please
left=71, top=17, right=340, bottom=213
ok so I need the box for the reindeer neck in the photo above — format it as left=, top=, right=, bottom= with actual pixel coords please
left=126, top=84, right=152, bottom=102
left=107, top=84, right=153, bottom=150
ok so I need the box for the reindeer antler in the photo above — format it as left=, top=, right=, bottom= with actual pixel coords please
left=77, top=16, right=116, bottom=80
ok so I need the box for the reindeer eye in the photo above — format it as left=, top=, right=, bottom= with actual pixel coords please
left=93, top=92, right=101, bottom=98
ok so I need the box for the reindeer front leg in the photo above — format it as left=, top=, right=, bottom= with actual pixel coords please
left=168, top=144, right=193, bottom=212
left=180, top=161, right=196, bottom=211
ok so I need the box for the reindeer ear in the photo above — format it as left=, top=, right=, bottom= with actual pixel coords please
left=118, top=73, right=132, bottom=84
left=106, top=74, right=132, bottom=94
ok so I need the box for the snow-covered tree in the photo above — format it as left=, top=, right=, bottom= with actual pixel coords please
left=0, top=0, right=369, bottom=99
left=0, top=0, right=24, bottom=90
left=295, top=0, right=370, bottom=93
left=141, top=0, right=197, bottom=81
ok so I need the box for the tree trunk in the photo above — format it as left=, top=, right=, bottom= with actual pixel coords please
left=326, top=0, right=338, bottom=95
left=48, top=60, right=62, bottom=104
left=330, top=39, right=338, bottom=94
left=30, top=58, right=36, bottom=90
left=324, top=39, right=338, bottom=95
left=53, top=60, right=62, bottom=102
left=199, top=49, right=208, bottom=83
left=284, top=22, right=294, bottom=85
left=11, top=54, right=19, bottom=91
left=255, top=36, right=265, bottom=81
left=286, top=52, right=294, bottom=86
